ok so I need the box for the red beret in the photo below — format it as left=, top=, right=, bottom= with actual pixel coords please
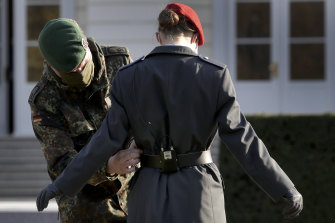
left=166, top=2, right=205, bottom=46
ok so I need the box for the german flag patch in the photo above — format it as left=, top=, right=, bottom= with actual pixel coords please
left=33, top=116, right=42, bottom=123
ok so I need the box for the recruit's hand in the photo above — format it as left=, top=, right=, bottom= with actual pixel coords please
left=282, top=187, right=303, bottom=219
left=36, top=183, right=60, bottom=212
left=107, top=140, right=142, bottom=174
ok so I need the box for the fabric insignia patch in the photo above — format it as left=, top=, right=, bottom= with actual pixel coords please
left=82, top=38, right=89, bottom=50
left=33, top=116, right=42, bottom=123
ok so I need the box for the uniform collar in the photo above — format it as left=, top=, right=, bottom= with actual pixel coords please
left=147, top=45, right=198, bottom=58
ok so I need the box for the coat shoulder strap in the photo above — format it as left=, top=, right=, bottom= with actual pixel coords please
left=101, top=46, right=130, bottom=56
left=119, top=55, right=145, bottom=71
left=198, top=55, right=227, bottom=69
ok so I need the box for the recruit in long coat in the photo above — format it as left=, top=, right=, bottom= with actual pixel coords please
left=51, top=45, right=297, bottom=223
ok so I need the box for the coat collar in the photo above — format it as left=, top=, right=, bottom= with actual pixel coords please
left=146, top=45, right=198, bottom=58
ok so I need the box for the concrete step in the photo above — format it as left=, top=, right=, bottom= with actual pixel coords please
left=0, top=176, right=51, bottom=197
left=0, top=138, right=40, bottom=148
left=0, top=163, right=47, bottom=172
left=0, top=189, right=44, bottom=197
left=0, top=157, right=45, bottom=162
left=0, top=137, right=50, bottom=198
left=0, top=172, right=49, bottom=180
left=0, top=149, right=43, bottom=157
left=0, top=180, right=51, bottom=187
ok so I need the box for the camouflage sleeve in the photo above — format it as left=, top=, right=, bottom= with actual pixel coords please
left=30, top=102, right=110, bottom=186
left=116, top=172, right=135, bottom=213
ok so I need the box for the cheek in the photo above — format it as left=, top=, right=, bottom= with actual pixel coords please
left=87, top=50, right=93, bottom=61
left=78, top=51, right=92, bottom=71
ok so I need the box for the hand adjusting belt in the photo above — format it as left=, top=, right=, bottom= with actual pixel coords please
left=141, top=150, right=213, bottom=173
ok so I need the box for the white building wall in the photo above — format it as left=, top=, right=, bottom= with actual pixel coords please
left=77, top=0, right=213, bottom=60
left=327, top=0, right=335, bottom=112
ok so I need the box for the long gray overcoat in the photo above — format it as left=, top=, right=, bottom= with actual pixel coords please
left=54, top=46, right=295, bottom=223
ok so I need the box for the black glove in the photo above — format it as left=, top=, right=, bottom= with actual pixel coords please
left=36, top=183, right=61, bottom=212
left=282, top=187, right=303, bottom=219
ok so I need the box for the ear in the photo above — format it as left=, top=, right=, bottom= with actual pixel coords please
left=156, top=32, right=162, bottom=44
left=191, top=33, right=198, bottom=44
left=48, top=63, right=62, bottom=78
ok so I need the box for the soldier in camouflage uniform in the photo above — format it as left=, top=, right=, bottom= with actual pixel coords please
left=28, top=18, right=141, bottom=223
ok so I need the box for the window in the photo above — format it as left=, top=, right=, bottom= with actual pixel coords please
left=236, top=1, right=271, bottom=80
left=27, top=0, right=59, bottom=82
left=289, top=1, right=325, bottom=80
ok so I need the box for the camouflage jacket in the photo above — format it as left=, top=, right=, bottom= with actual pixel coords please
left=29, top=38, right=132, bottom=223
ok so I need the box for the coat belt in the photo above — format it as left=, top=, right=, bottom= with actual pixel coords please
left=141, top=150, right=213, bottom=169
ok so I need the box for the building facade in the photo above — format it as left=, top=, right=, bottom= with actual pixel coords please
left=0, top=0, right=334, bottom=136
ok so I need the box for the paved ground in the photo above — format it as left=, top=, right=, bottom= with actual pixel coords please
left=0, top=213, right=59, bottom=223
left=0, top=199, right=58, bottom=223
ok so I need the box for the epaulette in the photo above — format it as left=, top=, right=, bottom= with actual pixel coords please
left=119, top=56, right=145, bottom=71
left=198, top=55, right=227, bottom=69
left=102, top=46, right=129, bottom=56
left=28, top=82, right=45, bottom=104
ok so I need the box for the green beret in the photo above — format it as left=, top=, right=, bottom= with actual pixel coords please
left=38, top=18, right=87, bottom=73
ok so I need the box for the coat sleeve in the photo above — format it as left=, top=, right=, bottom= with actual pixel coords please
left=53, top=74, right=130, bottom=196
left=216, top=68, right=295, bottom=202
left=30, top=97, right=111, bottom=186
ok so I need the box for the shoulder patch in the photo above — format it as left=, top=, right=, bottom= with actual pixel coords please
left=102, top=46, right=129, bottom=56
left=119, top=56, right=145, bottom=71
left=28, top=83, right=45, bottom=104
left=198, top=55, right=226, bottom=69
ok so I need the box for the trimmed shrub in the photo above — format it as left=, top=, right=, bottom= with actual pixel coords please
left=219, top=115, right=335, bottom=223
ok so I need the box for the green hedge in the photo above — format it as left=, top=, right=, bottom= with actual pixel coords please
left=218, top=115, right=335, bottom=223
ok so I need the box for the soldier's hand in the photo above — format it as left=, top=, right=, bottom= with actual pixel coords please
left=107, top=142, right=142, bottom=174
left=129, top=140, right=142, bottom=169
left=282, top=187, right=303, bottom=219
left=36, top=183, right=60, bottom=212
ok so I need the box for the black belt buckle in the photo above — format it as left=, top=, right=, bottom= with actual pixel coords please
left=160, top=147, right=179, bottom=173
